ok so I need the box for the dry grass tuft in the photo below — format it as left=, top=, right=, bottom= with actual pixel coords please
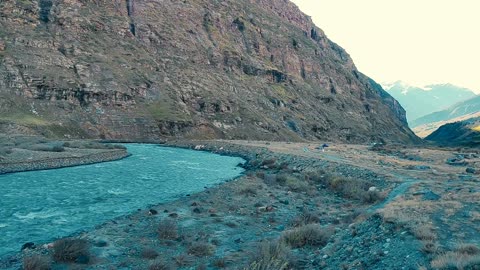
left=174, top=254, right=195, bottom=267
left=244, top=259, right=289, bottom=270
left=431, top=251, right=480, bottom=269
left=413, top=225, right=437, bottom=241
left=421, top=241, right=439, bottom=254
left=247, top=241, right=290, bottom=270
left=239, top=186, right=258, bottom=196
left=149, top=259, right=173, bottom=270
left=52, top=238, right=90, bottom=263
left=291, top=211, right=321, bottom=227
left=306, top=171, right=382, bottom=203
left=457, top=243, right=480, bottom=255
left=23, top=255, right=51, bottom=270
left=188, top=242, right=216, bottom=257
left=282, top=224, right=333, bottom=248
left=141, top=248, right=159, bottom=260
left=431, top=244, right=480, bottom=269
left=158, top=219, right=178, bottom=240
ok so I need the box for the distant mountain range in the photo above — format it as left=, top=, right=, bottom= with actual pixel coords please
left=411, top=95, right=480, bottom=128
left=383, top=81, right=477, bottom=124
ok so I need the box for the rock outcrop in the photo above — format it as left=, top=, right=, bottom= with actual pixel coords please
left=0, top=0, right=417, bottom=143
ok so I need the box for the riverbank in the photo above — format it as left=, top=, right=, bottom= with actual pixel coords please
left=0, top=149, right=129, bottom=174
left=0, top=135, right=129, bottom=174
left=3, top=140, right=480, bottom=269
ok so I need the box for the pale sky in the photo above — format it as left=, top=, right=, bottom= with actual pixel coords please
left=290, top=0, right=480, bottom=93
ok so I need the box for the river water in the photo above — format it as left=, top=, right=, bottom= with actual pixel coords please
left=0, top=144, right=244, bottom=257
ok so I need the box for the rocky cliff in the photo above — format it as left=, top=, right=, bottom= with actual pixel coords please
left=0, top=0, right=417, bottom=142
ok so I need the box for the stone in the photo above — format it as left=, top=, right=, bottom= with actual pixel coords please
left=422, top=191, right=441, bottom=201
left=21, top=242, right=35, bottom=251
left=466, top=167, right=477, bottom=174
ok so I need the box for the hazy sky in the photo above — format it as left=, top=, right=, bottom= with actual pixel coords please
left=290, top=0, right=480, bottom=93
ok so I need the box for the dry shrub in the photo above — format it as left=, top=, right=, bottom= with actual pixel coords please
left=247, top=240, right=290, bottom=270
left=158, top=219, right=178, bottom=240
left=23, top=255, right=51, bottom=270
left=421, top=241, right=439, bottom=254
left=457, top=244, right=480, bottom=255
left=212, top=257, right=229, bottom=268
left=413, top=225, right=437, bottom=241
left=240, top=186, right=258, bottom=196
left=282, top=224, right=333, bottom=248
left=188, top=242, right=216, bottom=257
left=141, top=248, right=159, bottom=260
left=245, top=259, right=288, bottom=270
left=52, top=238, right=90, bottom=263
left=149, top=259, right=173, bottom=270
left=291, top=211, right=321, bottom=227
left=306, top=171, right=380, bottom=203
left=285, top=177, right=310, bottom=193
left=261, top=158, right=276, bottom=167
left=431, top=251, right=480, bottom=269
left=174, top=254, right=195, bottom=267
left=380, top=208, right=413, bottom=227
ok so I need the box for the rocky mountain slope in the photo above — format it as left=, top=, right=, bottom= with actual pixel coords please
left=411, top=95, right=480, bottom=128
left=0, top=0, right=416, bottom=143
left=413, top=111, right=480, bottom=138
left=384, top=81, right=477, bottom=124
left=426, top=116, right=480, bottom=146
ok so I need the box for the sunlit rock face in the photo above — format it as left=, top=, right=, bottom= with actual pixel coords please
left=0, top=0, right=416, bottom=143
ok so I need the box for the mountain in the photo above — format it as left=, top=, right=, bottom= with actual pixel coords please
left=0, top=0, right=417, bottom=143
left=384, top=81, right=477, bottom=124
left=426, top=117, right=480, bottom=147
left=413, top=111, right=480, bottom=138
left=411, top=95, right=480, bottom=128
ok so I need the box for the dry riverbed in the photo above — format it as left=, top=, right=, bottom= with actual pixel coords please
left=3, top=140, right=480, bottom=270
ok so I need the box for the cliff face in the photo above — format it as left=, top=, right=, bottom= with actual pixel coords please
left=0, top=0, right=417, bottom=142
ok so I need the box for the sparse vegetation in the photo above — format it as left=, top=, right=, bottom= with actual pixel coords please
left=157, top=219, right=178, bottom=240
left=248, top=240, right=290, bottom=270
left=23, top=255, right=51, bottom=270
left=431, top=246, right=480, bottom=269
left=282, top=224, right=333, bottom=248
left=52, top=238, right=90, bottom=263
left=188, top=242, right=216, bottom=257
left=141, top=248, right=159, bottom=260
left=306, top=171, right=383, bottom=203
left=149, top=259, right=173, bottom=270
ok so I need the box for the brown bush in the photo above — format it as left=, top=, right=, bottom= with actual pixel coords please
left=149, top=259, right=173, bottom=270
left=291, top=211, right=321, bottom=227
left=282, top=224, right=333, bottom=248
left=239, top=186, right=257, bottom=196
left=158, top=219, right=178, bottom=240
left=23, top=255, right=51, bottom=270
left=141, top=248, right=159, bottom=260
left=247, top=241, right=290, bottom=270
left=457, top=244, right=480, bottom=255
left=52, top=238, right=90, bottom=263
left=188, top=242, right=216, bottom=257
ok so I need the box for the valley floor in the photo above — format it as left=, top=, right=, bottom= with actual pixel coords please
left=3, top=140, right=480, bottom=269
